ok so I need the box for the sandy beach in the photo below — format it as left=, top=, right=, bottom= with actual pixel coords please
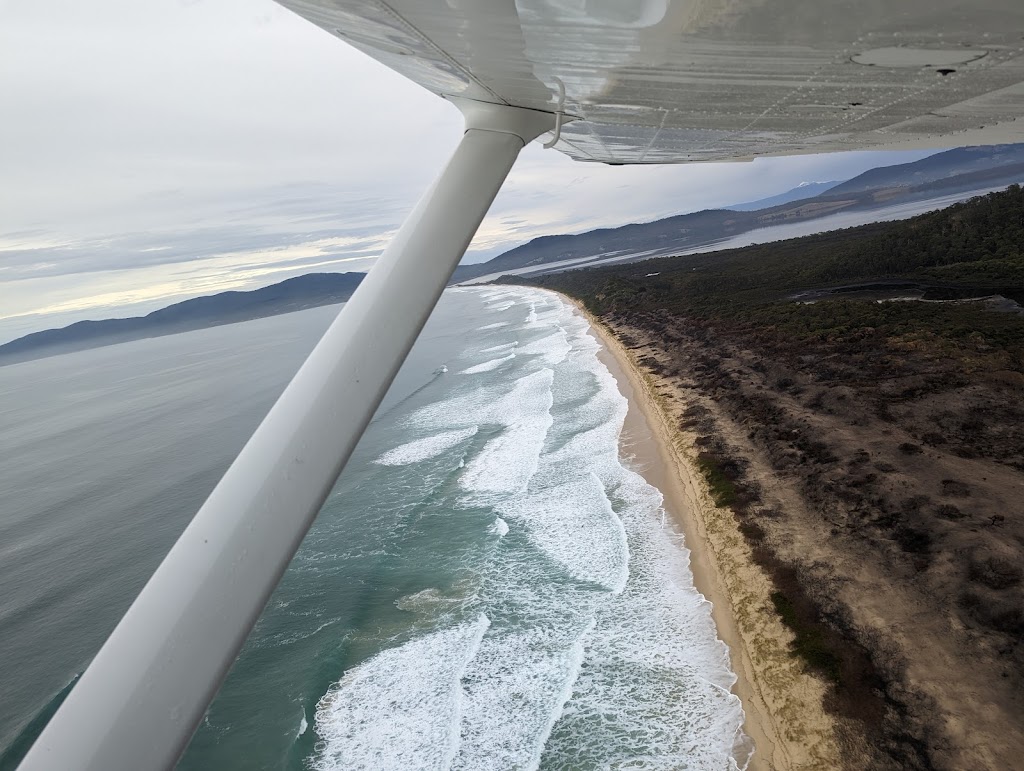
left=567, top=295, right=842, bottom=771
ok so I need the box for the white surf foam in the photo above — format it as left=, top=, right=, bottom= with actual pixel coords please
left=311, top=615, right=489, bottom=771
left=486, top=301, right=516, bottom=312
left=458, top=370, right=554, bottom=496
left=479, top=290, right=515, bottom=302
left=497, top=473, right=629, bottom=593
left=478, top=322, right=508, bottom=330
left=540, top=467, right=749, bottom=768
left=452, top=621, right=594, bottom=770
left=459, top=352, right=515, bottom=374
left=488, top=517, right=509, bottom=537
left=460, top=420, right=551, bottom=496
left=478, top=342, right=516, bottom=355
left=515, top=329, right=572, bottom=367
left=374, top=427, right=478, bottom=466
left=524, top=301, right=567, bottom=329
left=405, top=368, right=552, bottom=436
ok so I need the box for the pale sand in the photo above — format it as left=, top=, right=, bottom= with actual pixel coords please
left=561, top=294, right=842, bottom=771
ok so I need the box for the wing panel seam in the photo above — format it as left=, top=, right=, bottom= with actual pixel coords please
left=373, top=0, right=509, bottom=106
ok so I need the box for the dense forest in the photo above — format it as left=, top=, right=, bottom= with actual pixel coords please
left=519, top=185, right=1024, bottom=378
left=520, top=183, right=1024, bottom=335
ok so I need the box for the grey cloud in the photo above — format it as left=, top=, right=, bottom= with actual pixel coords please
left=1, top=223, right=390, bottom=280
left=0, top=0, right=942, bottom=342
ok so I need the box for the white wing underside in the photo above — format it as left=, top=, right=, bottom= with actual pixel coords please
left=278, top=0, right=1024, bottom=164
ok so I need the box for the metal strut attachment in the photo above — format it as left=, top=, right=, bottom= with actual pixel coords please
left=18, top=101, right=554, bottom=771
left=542, top=77, right=566, bottom=149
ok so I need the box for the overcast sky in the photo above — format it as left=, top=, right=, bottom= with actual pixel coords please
left=0, top=0, right=938, bottom=344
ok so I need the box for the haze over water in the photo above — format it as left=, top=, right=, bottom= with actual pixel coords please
left=0, top=288, right=748, bottom=769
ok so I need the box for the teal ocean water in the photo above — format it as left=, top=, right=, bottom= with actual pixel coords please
left=0, top=287, right=748, bottom=769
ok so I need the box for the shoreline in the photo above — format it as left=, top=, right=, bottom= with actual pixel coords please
left=560, top=292, right=840, bottom=771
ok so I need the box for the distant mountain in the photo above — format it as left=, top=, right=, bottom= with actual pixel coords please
left=451, top=144, right=1024, bottom=283
left=826, top=145, right=1024, bottom=195
left=725, top=181, right=844, bottom=211
left=0, top=272, right=364, bottom=365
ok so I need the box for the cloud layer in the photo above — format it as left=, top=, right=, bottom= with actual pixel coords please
left=0, top=0, right=935, bottom=343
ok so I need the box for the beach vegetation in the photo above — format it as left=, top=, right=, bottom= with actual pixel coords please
left=770, top=591, right=842, bottom=683
left=695, top=452, right=740, bottom=508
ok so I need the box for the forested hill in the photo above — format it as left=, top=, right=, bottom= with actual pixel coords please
left=0, top=272, right=364, bottom=365
left=519, top=184, right=1024, bottom=321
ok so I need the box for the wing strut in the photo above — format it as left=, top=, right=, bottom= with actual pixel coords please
left=18, top=101, right=554, bottom=771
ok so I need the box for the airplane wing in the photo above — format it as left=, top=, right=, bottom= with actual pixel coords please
left=278, top=0, right=1024, bottom=163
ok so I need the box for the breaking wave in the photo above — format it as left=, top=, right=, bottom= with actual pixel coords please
left=311, top=287, right=747, bottom=770
left=374, top=427, right=478, bottom=466
left=311, top=616, right=489, bottom=770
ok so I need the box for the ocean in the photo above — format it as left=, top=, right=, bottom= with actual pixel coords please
left=0, top=287, right=748, bottom=769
